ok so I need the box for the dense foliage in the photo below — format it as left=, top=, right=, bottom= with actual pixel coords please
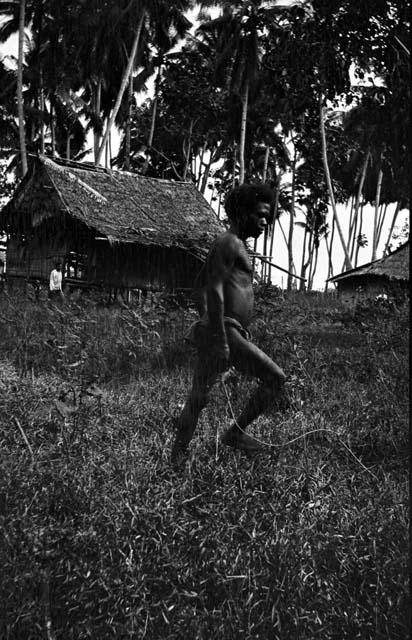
left=0, top=0, right=409, bottom=280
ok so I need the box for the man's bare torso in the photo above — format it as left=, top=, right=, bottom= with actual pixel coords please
left=201, top=231, right=254, bottom=329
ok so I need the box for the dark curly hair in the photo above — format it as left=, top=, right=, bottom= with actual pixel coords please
left=224, top=184, right=276, bottom=225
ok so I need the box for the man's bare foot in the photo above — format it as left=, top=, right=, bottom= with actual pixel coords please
left=221, top=427, right=265, bottom=453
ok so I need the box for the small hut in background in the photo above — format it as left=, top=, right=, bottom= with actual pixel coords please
left=328, top=241, right=409, bottom=305
left=0, top=155, right=223, bottom=295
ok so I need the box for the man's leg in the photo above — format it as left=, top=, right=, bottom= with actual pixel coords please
left=171, top=357, right=218, bottom=465
left=221, top=326, right=286, bottom=451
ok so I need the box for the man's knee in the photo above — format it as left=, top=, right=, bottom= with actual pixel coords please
left=262, top=367, right=286, bottom=395
left=189, top=388, right=210, bottom=412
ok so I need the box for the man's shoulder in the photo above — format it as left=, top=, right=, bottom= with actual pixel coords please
left=210, top=231, right=243, bottom=255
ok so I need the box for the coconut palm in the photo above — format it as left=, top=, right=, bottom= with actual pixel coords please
left=95, top=0, right=194, bottom=167
left=341, top=90, right=409, bottom=262
left=137, top=3, right=192, bottom=173
left=0, top=0, right=32, bottom=174
left=197, top=2, right=266, bottom=184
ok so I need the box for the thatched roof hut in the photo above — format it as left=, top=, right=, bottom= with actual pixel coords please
left=328, top=241, right=409, bottom=305
left=0, top=155, right=223, bottom=292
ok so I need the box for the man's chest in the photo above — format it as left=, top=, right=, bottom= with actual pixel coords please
left=235, top=245, right=253, bottom=276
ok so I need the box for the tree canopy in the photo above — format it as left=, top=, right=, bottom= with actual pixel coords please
left=0, top=0, right=409, bottom=287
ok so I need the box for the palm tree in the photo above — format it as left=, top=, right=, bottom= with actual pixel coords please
left=139, top=4, right=192, bottom=173
left=320, top=102, right=353, bottom=270
left=0, top=60, right=19, bottom=159
left=199, top=1, right=310, bottom=184
left=341, top=96, right=406, bottom=262
left=95, top=6, right=146, bottom=165
left=16, top=0, right=27, bottom=174
left=0, top=0, right=89, bottom=165
left=197, top=2, right=267, bottom=184
left=96, top=0, right=193, bottom=167
left=0, top=0, right=31, bottom=174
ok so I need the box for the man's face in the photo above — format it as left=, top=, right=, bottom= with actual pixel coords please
left=245, top=201, right=271, bottom=239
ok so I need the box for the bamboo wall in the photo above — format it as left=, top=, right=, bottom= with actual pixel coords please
left=93, top=243, right=203, bottom=290
left=338, top=276, right=394, bottom=306
left=5, top=233, right=203, bottom=292
left=6, top=237, right=67, bottom=281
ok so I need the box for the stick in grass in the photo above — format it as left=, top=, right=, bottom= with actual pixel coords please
left=14, top=417, right=34, bottom=459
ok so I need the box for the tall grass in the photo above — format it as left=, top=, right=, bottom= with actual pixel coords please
left=0, top=289, right=408, bottom=639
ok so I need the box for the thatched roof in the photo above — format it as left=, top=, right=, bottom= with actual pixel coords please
left=0, top=155, right=224, bottom=260
left=329, top=241, right=409, bottom=284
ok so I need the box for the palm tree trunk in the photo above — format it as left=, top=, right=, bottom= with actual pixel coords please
left=349, top=202, right=359, bottom=262
left=183, top=119, right=194, bottom=181
left=350, top=152, right=370, bottom=260
left=239, top=82, right=249, bottom=184
left=376, top=202, right=388, bottom=249
left=299, top=226, right=308, bottom=292
left=261, top=228, right=269, bottom=281
left=232, top=146, right=237, bottom=187
left=217, top=192, right=222, bottom=220
left=93, top=80, right=102, bottom=164
left=372, top=160, right=384, bottom=260
left=96, top=11, right=145, bottom=166
left=287, top=152, right=297, bottom=290
left=196, top=141, right=207, bottom=186
left=309, top=243, right=320, bottom=291
left=200, top=153, right=212, bottom=194
left=39, top=69, right=45, bottom=154
left=278, top=218, right=289, bottom=249
left=124, top=73, right=133, bottom=171
left=17, top=0, right=27, bottom=176
left=324, top=231, right=335, bottom=292
left=147, top=65, right=161, bottom=153
left=50, top=102, right=56, bottom=158
left=304, top=226, right=315, bottom=290
left=141, top=81, right=159, bottom=175
left=262, top=145, right=270, bottom=182
left=320, top=102, right=352, bottom=270
left=109, top=130, right=112, bottom=167
left=252, top=237, right=258, bottom=273
left=200, top=141, right=223, bottom=193
left=328, top=212, right=336, bottom=279
left=105, top=122, right=109, bottom=169
left=148, top=93, right=158, bottom=148
left=384, top=201, right=401, bottom=255
left=346, top=194, right=355, bottom=252
left=30, top=104, right=35, bottom=144
left=261, top=146, right=270, bottom=280
left=354, top=201, right=365, bottom=266
left=268, top=175, right=281, bottom=283
left=253, top=145, right=270, bottom=276
left=66, top=134, right=71, bottom=160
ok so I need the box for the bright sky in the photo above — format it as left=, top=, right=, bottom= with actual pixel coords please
left=0, top=14, right=408, bottom=290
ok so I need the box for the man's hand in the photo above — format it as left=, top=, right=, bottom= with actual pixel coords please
left=210, top=338, right=230, bottom=372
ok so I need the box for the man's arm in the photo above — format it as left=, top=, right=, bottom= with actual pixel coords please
left=206, top=235, right=237, bottom=361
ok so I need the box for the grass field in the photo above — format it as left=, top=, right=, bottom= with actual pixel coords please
left=0, top=288, right=409, bottom=639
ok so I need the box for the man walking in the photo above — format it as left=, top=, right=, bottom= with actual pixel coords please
left=171, top=184, right=287, bottom=467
